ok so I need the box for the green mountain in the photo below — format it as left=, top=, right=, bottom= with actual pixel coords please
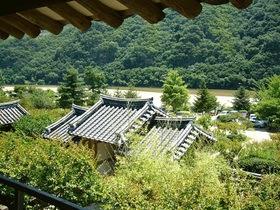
left=0, top=0, right=279, bottom=89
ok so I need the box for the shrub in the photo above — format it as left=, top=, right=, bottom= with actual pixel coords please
left=238, top=140, right=280, bottom=174
left=12, top=114, right=53, bottom=138
left=0, top=134, right=102, bottom=207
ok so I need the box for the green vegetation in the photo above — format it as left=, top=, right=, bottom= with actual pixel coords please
left=161, top=71, right=189, bottom=112
left=0, top=0, right=279, bottom=89
left=193, top=79, right=218, bottom=113
left=254, top=75, right=280, bottom=129
left=58, top=68, right=86, bottom=108
left=0, top=89, right=279, bottom=209
left=232, top=86, right=251, bottom=111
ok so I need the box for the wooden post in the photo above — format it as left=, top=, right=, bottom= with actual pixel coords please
left=15, top=190, right=24, bottom=210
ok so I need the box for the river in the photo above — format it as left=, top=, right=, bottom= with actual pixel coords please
left=3, top=86, right=234, bottom=107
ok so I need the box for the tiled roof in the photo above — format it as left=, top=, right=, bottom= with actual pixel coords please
left=0, top=100, right=28, bottom=125
left=69, top=94, right=158, bottom=145
left=43, top=104, right=88, bottom=142
left=42, top=94, right=216, bottom=160
left=139, top=117, right=216, bottom=160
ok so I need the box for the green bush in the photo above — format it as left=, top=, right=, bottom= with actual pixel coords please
left=12, top=114, right=53, bottom=138
left=0, top=134, right=102, bottom=207
left=238, top=140, right=280, bottom=174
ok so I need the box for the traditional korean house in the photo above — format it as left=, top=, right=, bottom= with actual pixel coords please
left=44, top=95, right=216, bottom=173
left=0, top=100, right=29, bottom=125
left=42, top=104, right=88, bottom=142
left=139, top=117, right=216, bottom=160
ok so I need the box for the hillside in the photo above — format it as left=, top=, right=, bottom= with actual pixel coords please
left=0, top=0, right=279, bottom=89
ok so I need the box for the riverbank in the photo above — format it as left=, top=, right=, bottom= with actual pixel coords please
left=4, top=85, right=235, bottom=107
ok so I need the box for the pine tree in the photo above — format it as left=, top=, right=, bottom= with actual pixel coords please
left=161, top=71, right=189, bottom=112
left=193, top=79, right=218, bottom=113
left=123, top=85, right=139, bottom=98
left=232, top=86, right=251, bottom=111
left=58, top=68, right=85, bottom=108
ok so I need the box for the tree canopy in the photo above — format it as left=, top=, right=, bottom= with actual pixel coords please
left=161, top=71, right=189, bottom=112
left=232, top=86, right=251, bottom=111
left=193, top=79, right=218, bottom=113
left=58, top=68, right=86, bottom=108
left=254, top=75, right=280, bottom=129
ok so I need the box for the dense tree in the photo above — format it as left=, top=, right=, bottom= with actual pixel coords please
left=232, top=86, right=251, bottom=111
left=85, top=66, right=108, bottom=105
left=85, top=66, right=108, bottom=94
left=254, top=75, right=280, bottom=129
left=193, top=79, right=218, bottom=113
left=58, top=68, right=85, bottom=108
left=161, top=71, right=189, bottom=112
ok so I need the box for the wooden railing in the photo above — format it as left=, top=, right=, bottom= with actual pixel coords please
left=0, top=175, right=86, bottom=210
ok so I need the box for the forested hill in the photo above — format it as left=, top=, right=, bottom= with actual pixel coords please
left=0, top=0, right=279, bottom=89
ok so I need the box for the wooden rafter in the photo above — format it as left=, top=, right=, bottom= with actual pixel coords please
left=48, top=2, right=92, bottom=31
left=229, top=0, right=253, bottom=9
left=19, top=10, right=64, bottom=35
left=0, top=14, right=40, bottom=38
left=161, top=0, right=202, bottom=19
left=0, top=0, right=71, bottom=16
left=0, top=30, right=9, bottom=40
left=200, top=0, right=229, bottom=5
left=116, top=0, right=165, bottom=24
left=0, top=20, right=25, bottom=39
left=76, top=0, right=124, bottom=28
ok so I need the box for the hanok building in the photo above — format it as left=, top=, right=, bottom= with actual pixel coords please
left=0, top=100, right=29, bottom=129
left=44, top=95, right=216, bottom=172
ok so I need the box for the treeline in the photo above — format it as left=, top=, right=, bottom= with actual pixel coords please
left=0, top=0, right=279, bottom=89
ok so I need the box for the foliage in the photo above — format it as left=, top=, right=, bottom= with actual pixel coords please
left=161, top=71, right=189, bottom=112
left=0, top=0, right=279, bottom=89
left=57, top=68, right=86, bottom=108
left=12, top=114, right=53, bottom=138
left=0, top=134, right=102, bottom=207
left=193, top=79, right=218, bottom=113
left=123, top=85, right=140, bottom=98
left=254, top=75, right=280, bottom=129
left=26, top=88, right=56, bottom=109
left=232, top=86, right=251, bottom=111
left=85, top=66, right=108, bottom=94
left=237, top=139, right=280, bottom=174
left=196, top=114, right=213, bottom=130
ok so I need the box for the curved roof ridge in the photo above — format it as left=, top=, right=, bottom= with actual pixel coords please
left=0, top=100, right=20, bottom=107
left=100, top=94, right=153, bottom=103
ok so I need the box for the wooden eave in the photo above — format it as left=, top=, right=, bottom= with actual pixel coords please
left=0, top=0, right=252, bottom=40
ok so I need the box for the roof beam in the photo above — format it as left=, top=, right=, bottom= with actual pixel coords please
left=0, top=20, right=25, bottom=39
left=76, top=0, right=124, bottom=28
left=0, top=14, right=40, bottom=38
left=229, top=0, right=252, bottom=9
left=0, top=30, right=9, bottom=40
left=161, top=0, right=202, bottom=19
left=48, top=2, right=92, bottom=31
left=200, top=0, right=229, bottom=5
left=116, top=0, right=165, bottom=24
left=0, top=0, right=71, bottom=16
left=19, top=10, right=64, bottom=35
